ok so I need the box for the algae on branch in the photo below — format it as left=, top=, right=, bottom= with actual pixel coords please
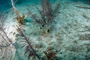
left=11, top=0, right=25, bottom=25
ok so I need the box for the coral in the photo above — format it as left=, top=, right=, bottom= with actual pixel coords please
left=0, top=26, right=13, bottom=47
left=0, top=11, right=13, bottom=48
left=44, top=48, right=57, bottom=60
left=17, top=26, right=40, bottom=60
left=11, top=0, right=25, bottom=25
left=16, top=12, right=25, bottom=25
left=28, top=0, right=60, bottom=34
left=0, top=12, right=15, bottom=60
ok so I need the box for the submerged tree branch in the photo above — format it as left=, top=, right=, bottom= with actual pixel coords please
left=17, top=26, right=40, bottom=59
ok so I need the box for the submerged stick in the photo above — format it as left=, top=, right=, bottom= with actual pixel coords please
left=11, top=0, right=25, bottom=25
left=76, top=6, right=90, bottom=9
left=17, top=26, right=40, bottom=59
left=11, top=0, right=20, bottom=17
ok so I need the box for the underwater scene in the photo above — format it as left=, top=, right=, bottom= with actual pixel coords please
left=0, top=0, right=90, bottom=60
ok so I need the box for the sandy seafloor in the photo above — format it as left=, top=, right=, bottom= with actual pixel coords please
left=0, top=0, right=90, bottom=60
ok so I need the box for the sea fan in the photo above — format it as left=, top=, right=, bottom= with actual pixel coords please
left=28, top=0, right=60, bottom=29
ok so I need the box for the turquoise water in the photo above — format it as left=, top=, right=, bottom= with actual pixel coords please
left=0, top=0, right=90, bottom=11
left=0, top=0, right=57, bottom=11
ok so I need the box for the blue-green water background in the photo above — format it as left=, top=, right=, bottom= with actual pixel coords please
left=0, top=0, right=90, bottom=12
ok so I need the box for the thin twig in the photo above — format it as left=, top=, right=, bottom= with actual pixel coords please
left=17, top=26, right=40, bottom=59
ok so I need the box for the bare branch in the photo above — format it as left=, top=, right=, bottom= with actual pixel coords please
left=17, top=26, right=40, bottom=59
left=0, top=11, right=13, bottom=48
